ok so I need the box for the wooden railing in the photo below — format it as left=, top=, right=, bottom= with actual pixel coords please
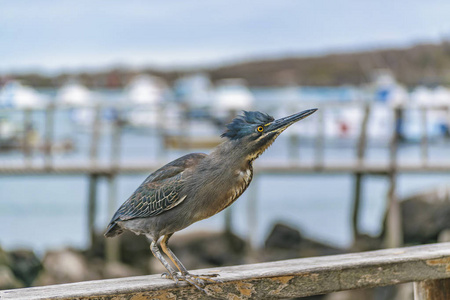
left=2, top=243, right=450, bottom=300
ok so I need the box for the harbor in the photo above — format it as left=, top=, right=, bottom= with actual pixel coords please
left=3, top=2, right=450, bottom=297
left=2, top=76, right=450, bottom=257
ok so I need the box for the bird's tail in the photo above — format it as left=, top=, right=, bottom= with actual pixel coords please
left=104, top=222, right=123, bottom=238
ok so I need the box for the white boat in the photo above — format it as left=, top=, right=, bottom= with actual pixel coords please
left=123, top=75, right=168, bottom=128
left=56, top=81, right=98, bottom=127
left=56, top=81, right=97, bottom=107
left=0, top=115, right=19, bottom=149
left=212, top=79, right=254, bottom=121
left=0, top=81, right=47, bottom=109
left=124, top=75, right=167, bottom=105
left=173, top=73, right=213, bottom=109
left=408, top=86, right=450, bottom=139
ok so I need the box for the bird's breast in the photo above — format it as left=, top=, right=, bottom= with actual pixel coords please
left=190, top=164, right=253, bottom=222
left=220, top=167, right=253, bottom=212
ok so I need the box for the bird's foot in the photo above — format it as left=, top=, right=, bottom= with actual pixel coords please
left=161, top=272, right=221, bottom=292
left=161, top=272, right=181, bottom=285
left=186, top=273, right=222, bottom=284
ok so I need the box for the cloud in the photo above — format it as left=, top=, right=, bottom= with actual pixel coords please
left=1, top=0, right=449, bottom=73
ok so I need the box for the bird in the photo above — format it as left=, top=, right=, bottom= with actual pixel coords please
left=104, top=108, right=317, bottom=291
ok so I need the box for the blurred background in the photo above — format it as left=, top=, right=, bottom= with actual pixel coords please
left=2, top=1, right=450, bottom=299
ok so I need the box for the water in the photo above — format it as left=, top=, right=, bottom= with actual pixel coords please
left=1, top=87, right=450, bottom=255
left=3, top=140, right=450, bottom=255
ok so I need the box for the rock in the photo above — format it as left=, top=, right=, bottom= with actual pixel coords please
left=103, top=261, right=143, bottom=279
left=264, top=223, right=343, bottom=261
left=34, top=248, right=100, bottom=286
left=438, top=229, right=450, bottom=243
left=401, top=186, right=450, bottom=244
left=90, top=231, right=151, bottom=272
left=119, top=232, right=152, bottom=270
left=0, top=246, right=11, bottom=267
left=168, top=231, right=247, bottom=271
left=8, top=249, right=41, bottom=286
left=265, top=223, right=302, bottom=250
left=0, top=265, right=24, bottom=290
left=351, top=234, right=383, bottom=252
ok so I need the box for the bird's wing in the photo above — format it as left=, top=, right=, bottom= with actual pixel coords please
left=109, top=153, right=207, bottom=223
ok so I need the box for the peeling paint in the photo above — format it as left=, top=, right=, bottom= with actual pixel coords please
left=273, top=275, right=295, bottom=285
left=427, top=257, right=450, bottom=272
left=205, top=284, right=223, bottom=294
left=130, top=295, right=148, bottom=300
left=142, top=291, right=178, bottom=300
left=294, top=272, right=319, bottom=281
left=235, top=282, right=255, bottom=297
left=226, top=294, right=242, bottom=300
left=268, top=275, right=295, bottom=296
left=357, top=274, right=382, bottom=285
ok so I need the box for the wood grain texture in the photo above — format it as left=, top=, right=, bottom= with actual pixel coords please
left=414, top=278, right=450, bottom=300
left=2, top=243, right=450, bottom=300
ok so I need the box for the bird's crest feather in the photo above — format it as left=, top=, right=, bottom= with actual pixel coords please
left=221, top=111, right=274, bottom=140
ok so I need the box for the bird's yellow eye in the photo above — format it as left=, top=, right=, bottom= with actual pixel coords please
left=257, top=126, right=264, bottom=132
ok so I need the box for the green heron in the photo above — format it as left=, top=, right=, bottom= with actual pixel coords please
left=105, top=108, right=317, bottom=291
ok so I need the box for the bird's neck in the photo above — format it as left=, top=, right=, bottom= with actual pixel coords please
left=210, top=139, right=255, bottom=169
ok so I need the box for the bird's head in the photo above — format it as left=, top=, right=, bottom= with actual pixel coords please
left=221, top=108, right=317, bottom=161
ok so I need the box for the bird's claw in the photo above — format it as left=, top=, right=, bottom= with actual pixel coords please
left=161, top=272, right=179, bottom=284
left=161, top=272, right=221, bottom=292
left=190, top=273, right=223, bottom=283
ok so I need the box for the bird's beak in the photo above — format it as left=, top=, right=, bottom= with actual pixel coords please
left=266, top=108, right=318, bottom=133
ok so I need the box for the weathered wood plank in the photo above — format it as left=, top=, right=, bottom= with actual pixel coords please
left=414, top=278, right=450, bottom=300
left=2, top=243, right=450, bottom=300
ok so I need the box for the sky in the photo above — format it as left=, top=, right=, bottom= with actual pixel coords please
left=1, top=0, right=450, bottom=74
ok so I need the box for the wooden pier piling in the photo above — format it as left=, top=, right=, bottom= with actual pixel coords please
left=87, top=174, right=99, bottom=249
left=352, top=104, right=370, bottom=239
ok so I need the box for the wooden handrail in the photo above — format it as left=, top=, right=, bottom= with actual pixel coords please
left=2, top=243, right=450, bottom=300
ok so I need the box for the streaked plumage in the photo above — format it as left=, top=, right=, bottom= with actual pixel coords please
left=104, top=109, right=317, bottom=291
left=105, top=153, right=206, bottom=237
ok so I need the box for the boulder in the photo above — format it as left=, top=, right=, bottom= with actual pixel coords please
left=0, top=246, right=11, bottom=266
left=103, top=261, right=143, bottom=279
left=351, top=234, right=383, bottom=252
left=34, top=248, right=100, bottom=286
left=8, top=249, right=41, bottom=286
left=401, top=186, right=450, bottom=244
left=264, top=223, right=343, bottom=261
left=90, top=231, right=151, bottom=272
left=0, top=265, right=23, bottom=290
left=265, top=223, right=302, bottom=250
left=168, top=231, right=247, bottom=271
left=119, top=232, right=153, bottom=270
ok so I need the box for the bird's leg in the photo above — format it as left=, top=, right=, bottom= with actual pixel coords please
left=152, top=238, right=206, bottom=291
left=160, top=234, right=188, bottom=274
left=149, top=240, right=179, bottom=284
left=160, top=234, right=221, bottom=287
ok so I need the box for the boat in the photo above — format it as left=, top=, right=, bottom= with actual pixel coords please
left=0, top=81, right=47, bottom=109
left=408, top=86, right=450, bottom=139
left=56, top=81, right=98, bottom=127
left=56, top=81, right=97, bottom=107
left=212, top=78, right=254, bottom=122
left=123, top=75, right=169, bottom=128
left=173, top=73, right=213, bottom=119
left=0, top=115, right=19, bottom=150
left=173, top=73, right=213, bottom=107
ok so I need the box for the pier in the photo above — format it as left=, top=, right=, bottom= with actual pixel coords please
left=1, top=103, right=450, bottom=258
